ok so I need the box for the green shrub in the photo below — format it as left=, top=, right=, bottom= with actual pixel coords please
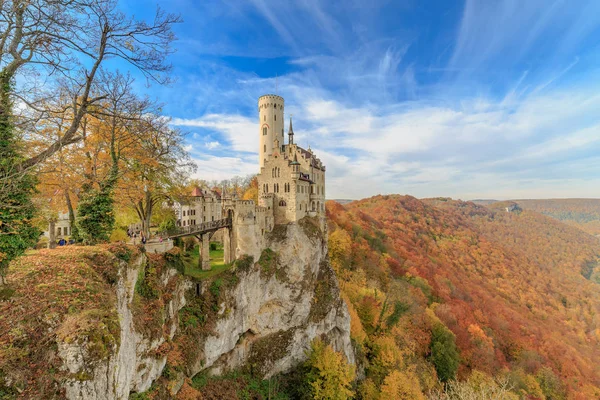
left=430, top=322, right=460, bottom=382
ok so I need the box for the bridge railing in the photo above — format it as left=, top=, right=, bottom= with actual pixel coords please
left=159, top=218, right=232, bottom=238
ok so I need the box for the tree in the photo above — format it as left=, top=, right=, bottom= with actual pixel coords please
left=242, top=176, right=258, bottom=203
left=0, top=78, right=39, bottom=284
left=303, top=338, right=355, bottom=400
left=380, top=370, right=424, bottom=400
left=0, top=0, right=180, bottom=259
left=430, top=322, right=460, bottom=383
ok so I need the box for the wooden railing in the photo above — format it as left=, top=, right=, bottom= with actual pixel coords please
left=160, top=218, right=232, bottom=239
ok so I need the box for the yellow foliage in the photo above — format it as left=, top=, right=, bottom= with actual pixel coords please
left=305, top=338, right=356, bottom=400
left=342, top=292, right=368, bottom=344
left=380, top=370, right=425, bottom=400
left=357, top=378, right=380, bottom=400
left=242, top=187, right=258, bottom=203
left=373, top=336, right=404, bottom=370
left=329, top=229, right=352, bottom=272
left=110, top=228, right=128, bottom=243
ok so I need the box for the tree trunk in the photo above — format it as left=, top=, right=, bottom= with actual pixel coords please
left=65, top=189, right=77, bottom=240
left=48, top=220, right=56, bottom=249
left=143, top=190, right=153, bottom=238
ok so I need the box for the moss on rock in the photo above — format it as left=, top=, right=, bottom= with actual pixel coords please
left=308, top=261, right=338, bottom=323
left=248, top=329, right=296, bottom=376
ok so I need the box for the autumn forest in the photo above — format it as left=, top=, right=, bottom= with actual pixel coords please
left=327, top=196, right=600, bottom=399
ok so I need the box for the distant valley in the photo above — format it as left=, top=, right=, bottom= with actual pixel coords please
left=472, top=198, right=600, bottom=237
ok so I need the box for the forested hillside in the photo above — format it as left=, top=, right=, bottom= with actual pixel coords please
left=327, top=196, right=600, bottom=399
left=513, top=199, right=600, bottom=237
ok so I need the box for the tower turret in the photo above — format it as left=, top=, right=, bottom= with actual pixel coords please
left=288, top=116, right=294, bottom=145
left=258, top=94, right=284, bottom=169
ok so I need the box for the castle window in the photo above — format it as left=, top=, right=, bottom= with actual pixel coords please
left=274, top=104, right=276, bottom=108
left=274, top=115, right=276, bottom=121
left=264, top=115, right=266, bottom=121
left=264, top=144, right=266, bottom=152
left=57, top=227, right=62, bottom=236
left=263, top=127, right=267, bottom=135
left=279, top=200, right=286, bottom=206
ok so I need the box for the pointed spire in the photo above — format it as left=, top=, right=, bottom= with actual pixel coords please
left=288, top=116, right=294, bottom=144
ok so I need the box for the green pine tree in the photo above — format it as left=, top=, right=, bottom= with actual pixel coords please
left=0, top=73, right=40, bottom=284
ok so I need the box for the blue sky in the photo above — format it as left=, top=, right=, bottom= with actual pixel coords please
left=123, top=0, right=600, bottom=200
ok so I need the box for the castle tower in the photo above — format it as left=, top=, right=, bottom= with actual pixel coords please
left=258, top=94, right=285, bottom=169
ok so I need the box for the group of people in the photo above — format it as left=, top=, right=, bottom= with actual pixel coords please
left=127, top=229, right=147, bottom=245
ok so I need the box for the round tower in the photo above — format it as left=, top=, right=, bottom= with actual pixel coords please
left=258, top=94, right=284, bottom=169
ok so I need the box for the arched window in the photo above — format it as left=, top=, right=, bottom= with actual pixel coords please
left=263, top=126, right=267, bottom=135
left=279, top=200, right=286, bottom=206
left=266, top=184, right=269, bottom=193
left=312, top=201, right=315, bottom=211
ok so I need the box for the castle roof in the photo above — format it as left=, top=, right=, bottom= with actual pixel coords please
left=290, top=153, right=300, bottom=165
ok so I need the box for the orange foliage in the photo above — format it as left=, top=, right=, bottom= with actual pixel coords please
left=327, top=196, right=600, bottom=397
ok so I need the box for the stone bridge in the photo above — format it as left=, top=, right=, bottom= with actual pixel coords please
left=162, top=218, right=232, bottom=239
left=159, top=216, right=234, bottom=271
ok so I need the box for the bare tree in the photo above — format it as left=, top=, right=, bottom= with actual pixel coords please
left=0, top=0, right=181, bottom=175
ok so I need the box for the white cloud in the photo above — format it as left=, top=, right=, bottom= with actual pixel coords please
left=172, top=114, right=256, bottom=153
left=192, top=155, right=257, bottom=182
left=205, top=141, right=221, bottom=150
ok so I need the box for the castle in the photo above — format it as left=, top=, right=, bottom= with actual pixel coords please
left=256, top=94, right=326, bottom=224
left=175, top=94, right=327, bottom=268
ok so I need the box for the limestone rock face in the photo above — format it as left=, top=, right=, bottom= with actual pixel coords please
left=58, top=256, right=189, bottom=400
left=56, top=217, right=354, bottom=398
left=194, top=218, right=355, bottom=378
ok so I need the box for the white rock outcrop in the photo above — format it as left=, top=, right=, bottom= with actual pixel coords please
left=58, top=256, right=188, bottom=400
left=193, top=220, right=355, bottom=378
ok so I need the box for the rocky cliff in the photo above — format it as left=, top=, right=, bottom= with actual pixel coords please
left=181, top=217, right=354, bottom=379
left=0, top=217, right=354, bottom=399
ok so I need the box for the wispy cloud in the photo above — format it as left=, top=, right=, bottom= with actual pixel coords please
left=129, top=0, right=600, bottom=199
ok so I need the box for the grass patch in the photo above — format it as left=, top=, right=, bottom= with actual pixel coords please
left=183, top=242, right=233, bottom=280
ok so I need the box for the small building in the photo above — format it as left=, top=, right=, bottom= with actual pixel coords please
left=43, top=211, right=72, bottom=240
